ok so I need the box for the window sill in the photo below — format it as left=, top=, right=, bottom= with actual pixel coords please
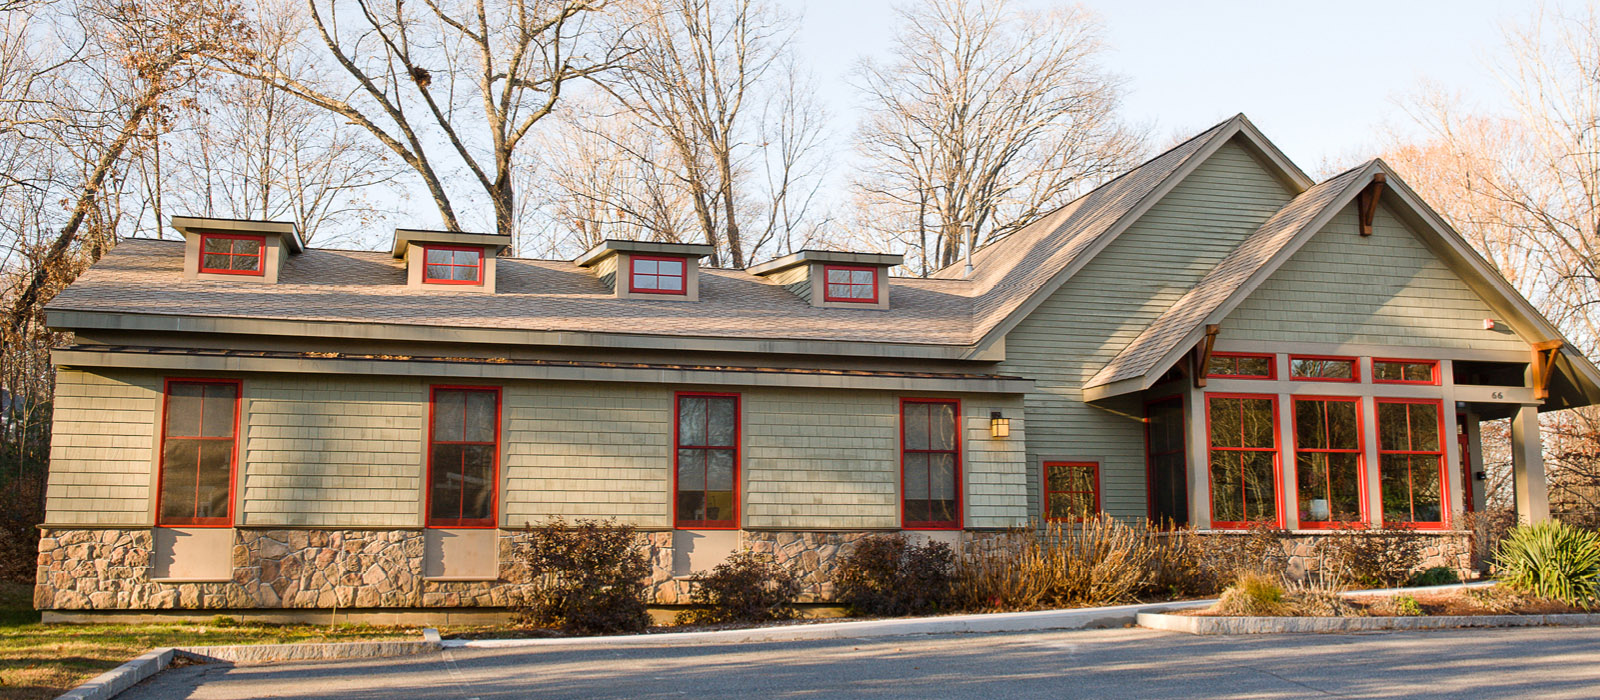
left=423, top=576, right=499, bottom=583
left=150, top=577, right=232, bottom=584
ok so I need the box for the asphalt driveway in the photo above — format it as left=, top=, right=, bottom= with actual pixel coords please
left=123, top=625, right=1600, bottom=699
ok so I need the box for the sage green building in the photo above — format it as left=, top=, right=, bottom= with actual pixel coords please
left=35, top=115, right=1600, bottom=618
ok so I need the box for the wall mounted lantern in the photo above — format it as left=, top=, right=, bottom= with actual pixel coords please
left=990, top=411, right=1010, bottom=438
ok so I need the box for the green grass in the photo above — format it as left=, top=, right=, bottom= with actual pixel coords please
left=0, top=582, right=420, bottom=700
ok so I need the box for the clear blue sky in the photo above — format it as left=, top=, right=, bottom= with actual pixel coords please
left=784, top=0, right=1564, bottom=177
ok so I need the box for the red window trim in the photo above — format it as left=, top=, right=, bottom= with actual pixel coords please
left=425, top=385, right=501, bottom=528
left=1372, top=358, right=1440, bottom=385
left=1144, top=394, right=1187, bottom=525
left=821, top=264, right=880, bottom=304
left=1376, top=397, right=1450, bottom=530
left=197, top=233, right=266, bottom=276
left=1206, top=352, right=1277, bottom=380
left=673, top=391, right=741, bottom=529
left=1043, top=461, right=1101, bottom=523
left=1291, top=395, right=1368, bottom=529
left=1288, top=355, right=1360, bottom=383
left=420, top=245, right=485, bottom=286
left=155, top=378, right=242, bottom=528
left=900, top=397, right=963, bottom=530
left=629, top=255, right=689, bottom=296
left=1204, top=392, right=1283, bottom=529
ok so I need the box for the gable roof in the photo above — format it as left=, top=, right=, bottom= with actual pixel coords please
left=1081, top=159, right=1600, bottom=410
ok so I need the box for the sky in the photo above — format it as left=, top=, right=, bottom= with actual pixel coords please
left=782, top=0, right=1567, bottom=179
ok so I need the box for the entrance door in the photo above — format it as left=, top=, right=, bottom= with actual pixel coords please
left=1146, top=397, right=1188, bottom=526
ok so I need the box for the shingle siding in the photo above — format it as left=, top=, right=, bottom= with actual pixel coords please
left=1223, top=202, right=1531, bottom=351
left=1002, top=138, right=1297, bottom=521
left=44, top=369, right=159, bottom=525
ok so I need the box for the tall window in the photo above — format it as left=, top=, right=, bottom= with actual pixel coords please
left=631, top=256, right=687, bottom=295
left=1146, top=397, right=1188, bottom=526
left=422, top=246, right=483, bottom=285
left=1373, top=360, right=1438, bottom=384
left=1206, top=353, right=1275, bottom=379
left=676, top=393, right=739, bottom=528
left=198, top=233, right=265, bottom=276
left=1377, top=399, right=1446, bottom=527
left=1294, top=397, right=1364, bottom=527
left=902, top=399, right=960, bottom=528
left=1044, top=462, right=1099, bottom=522
left=1207, top=394, right=1279, bottom=527
left=158, top=380, right=240, bottom=526
left=428, top=387, right=500, bottom=527
left=823, top=265, right=878, bottom=303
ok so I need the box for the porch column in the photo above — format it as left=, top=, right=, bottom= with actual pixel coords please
left=1186, top=388, right=1211, bottom=529
left=1510, top=405, right=1550, bottom=523
left=1463, top=412, right=1485, bottom=514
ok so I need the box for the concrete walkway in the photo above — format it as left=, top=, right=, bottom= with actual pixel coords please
left=122, top=624, right=1600, bottom=699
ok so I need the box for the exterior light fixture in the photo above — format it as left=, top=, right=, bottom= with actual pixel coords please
left=1483, top=318, right=1497, bottom=330
left=990, top=411, right=1010, bottom=438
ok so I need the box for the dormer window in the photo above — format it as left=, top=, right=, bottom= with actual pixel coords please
left=629, top=256, right=687, bottom=295
left=422, top=246, right=484, bottom=285
left=823, top=265, right=878, bottom=303
left=198, top=233, right=266, bottom=276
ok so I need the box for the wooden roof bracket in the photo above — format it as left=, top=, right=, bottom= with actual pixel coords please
left=1191, top=324, right=1221, bottom=388
left=1357, top=173, right=1387, bottom=236
left=1532, top=339, right=1564, bottom=400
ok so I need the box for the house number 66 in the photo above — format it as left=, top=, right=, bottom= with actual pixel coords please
left=1492, top=391, right=1504, bottom=399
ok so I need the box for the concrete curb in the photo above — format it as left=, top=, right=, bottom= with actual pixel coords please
left=447, top=599, right=1217, bottom=650
left=1138, top=611, right=1600, bottom=635
left=53, top=632, right=443, bottom=700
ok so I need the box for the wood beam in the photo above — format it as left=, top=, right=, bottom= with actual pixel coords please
left=1357, top=173, right=1387, bottom=236
left=1192, top=324, right=1221, bottom=388
left=1532, top=339, right=1564, bottom=400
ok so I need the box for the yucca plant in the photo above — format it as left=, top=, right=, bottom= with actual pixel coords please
left=1495, top=520, right=1600, bottom=609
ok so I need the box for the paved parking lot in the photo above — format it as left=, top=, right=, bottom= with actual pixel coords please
left=124, top=625, right=1600, bottom=699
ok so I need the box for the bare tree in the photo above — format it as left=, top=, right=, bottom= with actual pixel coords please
left=851, top=0, right=1144, bottom=275
left=224, top=0, right=626, bottom=244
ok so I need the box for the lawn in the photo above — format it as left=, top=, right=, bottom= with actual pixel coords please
left=0, top=582, right=422, bottom=700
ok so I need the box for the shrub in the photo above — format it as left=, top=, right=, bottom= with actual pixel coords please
left=1313, top=529, right=1427, bottom=588
left=1495, top=520, right=1600, bottom=609
left=1390, top=593, right=1424, bottom=616
left=953, top=517, right=1159, bottom=611
left=1211, top=572, right=1287, bottom=616
left=835, top=534, right=954, bottom=616
left=675, top=551, right=801, bottom=625
left=1408, top=566, right=1461, bottom=587
left=511, top=518, right=651, bottom=635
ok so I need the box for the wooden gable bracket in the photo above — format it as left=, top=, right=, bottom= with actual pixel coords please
left=1356, top=173, right=1387, bottom=236
left=1532, top=339, right=1564, bottom=400
left=1191, top=324, right=1222, bottom=388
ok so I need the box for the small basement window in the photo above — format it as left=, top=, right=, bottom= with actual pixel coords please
left=1373, top=359, right=1438, bottom=385
left=198, top=233, right=265, bottom=276
left=822, top=265, right=879, bottom=303
left=630, top=256, right=687, bottom=295
left=1207, top=353, right=1275, bottom=379
left=1453, top=360, right=1528, bottom=387
left=422, top=246, right=484, bottom=285
left=1290, top=356, right=1357, bottom=382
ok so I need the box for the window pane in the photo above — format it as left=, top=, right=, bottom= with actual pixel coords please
left=165, top=383, right=204, bottom=437
left=1412, top=457, right=1442, bottom=522
left=1377, top=403, right=1409, bottom=451
left=429, top=443, right=464, bottom=520
left=199, top=384, right=236, bottom=438
left=464, top=391, right=497, bottom=443
left=1206, top=356, right=1235, bottom=376
left=827, top=284, right=849, bottom=298
left=1297, top=453, right=1330, bottom=521
left=658, top=275, right=683, bottom=291
left=705, top=488, right=734, bottom=523
left=434, top=390, right=465, bottom=442
left=928, top=403, right=956, bottom=451
left=658, top=260, right=683, bottom=276
left=460, top=444, right=496, bottom=520
left=677, top=449, right=706, bottom=490
left=203, top=237, right=231, bottom=253
left=231, top=252, right=260, bottom=271
left=1295, top=401, right=1328, bottom=450
left=634, top=259, right=658, bottom=275
left=903, top=402, right=930, bottom=450
left=1210, top=398, right=1242, bottom=448
left=635, top=274, right=659, bottom=290
left=1408, top=404, right=1441, bottom=451
left=1240, top=399, right=1275, bottom=448
left=1210, top=453, right=1243, bottom=523
left=1328, top=452, right=1362, bottom=521
left=852, top=270, right=874, bottom=285
left=1291, top=358, right=1352, bottom=379
left=426, top=248, right=452, bottom=264
left=827, top=268, right=849, bottom=284
left=1236, top=356, right=1273, bottom=377
left=706, top=449, right=735, bottom=491
left=928, top=453, right=956, bottom=500
left=679, top=397, right=707, bottom=446
left=425, top=264, right=453, bottom=281
left=159, top=440, right=199, bottom=520
left=451, top=263, right=477, bottom=281
left=707, top=397, right=737, bottom=447
left=903, top=453, right=929, bottom=499
left=1327, top=401, right=1359, bottom=449
left=1380, top=454, right=1412, bottom=521
left=1404, top=363, right=1433, bottom=382
left=1242, top=450, right=1277, bottom=521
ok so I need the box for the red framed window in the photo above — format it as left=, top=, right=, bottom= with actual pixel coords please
left=427, top=386, right=500, bottom=527
left=1373, top=359, right=1438, bottom=385
left=1206, top=393, right=1281, bottom=528
left=156, top=379, right=241, bottom=527
left=1044, top=462, right=1100, bottom=522
left=1293, top=397, right=1365, bottom=527
left=1145, top=396, right=1188, bottom=527
left=1290, top=355, right=1358, bottom=382
left=902, top=398, right=961, bottom=529
left=675, top=392, right=739, bottom=528
left=421, top=246, right=484, bottom=285
left=1206, top=353, right=1275, bottom=379
left=198, top=233, right=265, bottom=276
left=822, top=265, right=879, bottom=303
left=1377, top=398, right=1448, bottom=528
left=630, top=255, right=688, bottom=295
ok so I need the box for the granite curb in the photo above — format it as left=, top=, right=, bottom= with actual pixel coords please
left=1138, top=610, right=1600, bottom=635
left=53, top=632, right=443, bottom=700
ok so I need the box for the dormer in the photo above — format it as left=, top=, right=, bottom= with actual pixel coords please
left=747, top=250, right=903, bottom=310
left=173, top=216, right=304, bottom=284
left=574, top=240, right=715, bottom=301
left=392, top=229, right=511, bottom=294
